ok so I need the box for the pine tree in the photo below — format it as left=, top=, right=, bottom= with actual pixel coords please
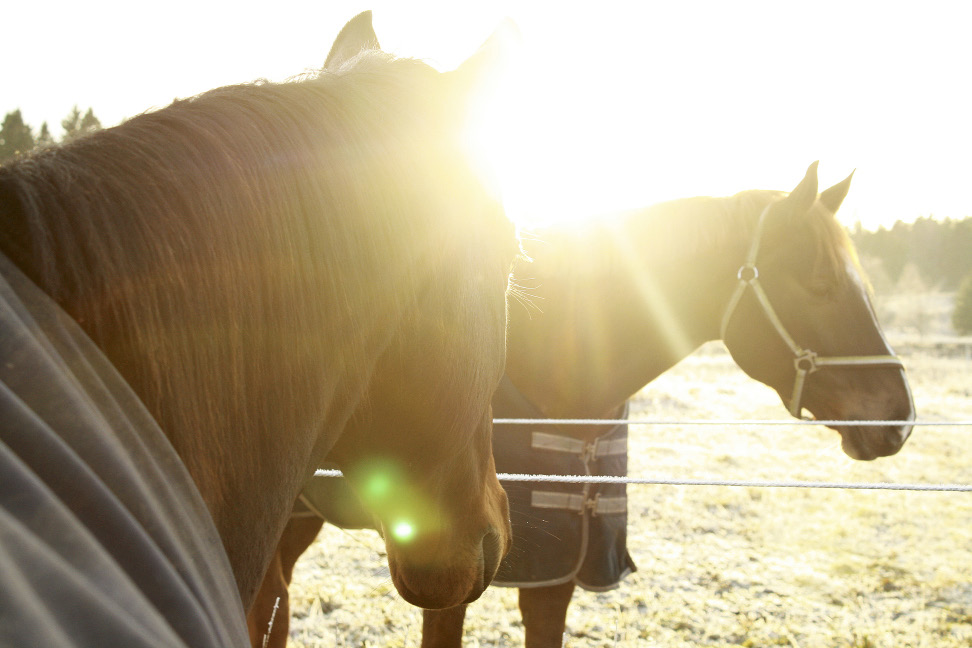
left=36, top=122, right=55, bottom=148
left=0, top=109, right=36, bottom=162
left=953, top=273, right=972, bottom=335
left=61, top=105, right=101, bottom=142
left=79, top=108, right=102, bottom=137
left=61, top=105, right=82, bottom=142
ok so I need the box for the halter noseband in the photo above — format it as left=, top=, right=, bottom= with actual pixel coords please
left=719, top=203, right=905, bottom=418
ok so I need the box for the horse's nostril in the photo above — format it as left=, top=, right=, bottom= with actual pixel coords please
left=481, top=528, right=502, bottom=585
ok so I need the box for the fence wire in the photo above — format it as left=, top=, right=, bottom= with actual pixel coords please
left=494, top=418, right=964, bottom=426
left=313, top=418, right=972, bottom=493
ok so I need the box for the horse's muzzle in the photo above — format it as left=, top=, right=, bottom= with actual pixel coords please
left=388, top=522, right=509, bottom=609
left=835, top=421, right=913, bottom=461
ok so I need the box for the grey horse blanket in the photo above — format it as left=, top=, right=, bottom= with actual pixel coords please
left=0, top=253, right=247, bottom=647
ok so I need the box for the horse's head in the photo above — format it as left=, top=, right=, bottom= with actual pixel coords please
left=722, top=162, right=914, bottom=460
left=321, top=12, right=516, bottom=609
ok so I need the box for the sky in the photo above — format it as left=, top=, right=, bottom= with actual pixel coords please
left=5, top=1, right=972, bottom=230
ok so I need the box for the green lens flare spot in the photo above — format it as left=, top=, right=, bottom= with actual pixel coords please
left=391, top=521, right=415, bottom=542
left=364, top=473, right=392, bottom=501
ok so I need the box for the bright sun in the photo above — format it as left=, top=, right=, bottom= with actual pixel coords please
left=462, top=51, right=645, bottom=231
left=458, top=31, right=891, bottom=234
left=463, top=48, right=687, bottom=233
left=466, top=82, right=608, bottom=230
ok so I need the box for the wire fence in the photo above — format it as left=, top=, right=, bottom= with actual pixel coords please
left=494, top=418, right=961, bottom=426
left=313, top=419, right=972, bottom=493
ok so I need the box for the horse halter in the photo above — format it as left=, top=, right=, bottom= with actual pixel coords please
left=719, top=203, right=905, bottom=418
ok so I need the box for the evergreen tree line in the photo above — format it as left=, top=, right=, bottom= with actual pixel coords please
left=852, top=218, right=972, bottom=334
left=851, top=216, right=972, bottom=293
left=954, top=274, right=972, bottom=335
left=0, top=107, right=101, bottom=162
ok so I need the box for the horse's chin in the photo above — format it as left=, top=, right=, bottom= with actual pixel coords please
left=799, top=396, right=914, bottom=461
left=830, top=422, right=913, bottom=461
left=386, top=554, right=486, bottom=609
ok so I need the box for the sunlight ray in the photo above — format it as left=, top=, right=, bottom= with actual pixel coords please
left=608, top=228, right=696, bottom=361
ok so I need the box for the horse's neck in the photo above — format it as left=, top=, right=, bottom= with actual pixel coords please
left=1, top=153, right=385, bottom=611
left=505, top=206, right=747, bottom=425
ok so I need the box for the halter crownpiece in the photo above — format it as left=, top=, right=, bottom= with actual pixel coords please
left=719, top=202, right=905, bottom=418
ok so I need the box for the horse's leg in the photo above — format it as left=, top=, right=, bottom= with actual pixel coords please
left=519, top=582, right=576, bottom=648
left=246, top=516, right=325, bottom=648
left=247, top=548, right=287, bottom=648
left=278, top=516, right=326, bottom=584
left=421, top=604, right=468, bottom=648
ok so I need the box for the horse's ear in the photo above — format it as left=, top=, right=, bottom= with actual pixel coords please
left=783, top=161, right=820, bottom=216
left=819, top=170, right=855, bottom=215
left=325, top=11, right=381, bottom=70
left=445, top=18, right=520, bottom=101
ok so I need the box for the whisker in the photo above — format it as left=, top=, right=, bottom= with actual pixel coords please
left=509, top=283, right=544, bottom=316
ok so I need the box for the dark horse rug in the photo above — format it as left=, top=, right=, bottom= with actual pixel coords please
left=490, top=375, right=636, bottom=590
left=0, top=252, right=247, bottom=647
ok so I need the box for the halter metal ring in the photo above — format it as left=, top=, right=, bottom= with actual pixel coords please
left=737, top=264, right=759, bottom=282
left=794, top=350, right=818, bottom=374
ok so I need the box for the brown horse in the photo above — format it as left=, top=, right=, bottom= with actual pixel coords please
left=250, top=162, right=915, bottom=647
left=0, top=11, right=517, bottom=647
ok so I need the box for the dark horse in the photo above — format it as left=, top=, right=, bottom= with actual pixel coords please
left=249, top=162, right=914, bottom=648
left=0, top=11, right=518, bottom=647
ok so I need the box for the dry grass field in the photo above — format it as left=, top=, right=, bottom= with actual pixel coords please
left=282, top=336, right=971, bottom=647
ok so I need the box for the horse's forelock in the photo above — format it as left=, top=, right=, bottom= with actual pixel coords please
left=807, top=198, right=865, bottom=290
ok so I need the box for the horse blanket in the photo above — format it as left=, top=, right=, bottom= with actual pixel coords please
left=0, top=253, right=247, bottom=647
left=491, top=375, right=636, bottom=590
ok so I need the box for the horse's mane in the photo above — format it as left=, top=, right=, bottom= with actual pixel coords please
left=2, top=52, right=444, bottom=305
left=522, top=187, right=861, bottom=284
left=520, top=192, right=771, bottom=279
left=0, top=50, right=492, bottom=508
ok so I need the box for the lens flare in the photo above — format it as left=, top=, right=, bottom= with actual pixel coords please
left=363, top=472, right=392, bottom=501
left=349, top=459, right=441, bottom=540
left=391, top=521, right=416, bottom=542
